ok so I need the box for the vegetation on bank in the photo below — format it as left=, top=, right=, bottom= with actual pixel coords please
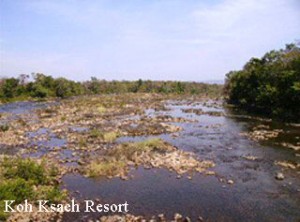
left=0, top=157, right=66, bottom=220
left=0, top=73, right=222, bottom=102
left=224, top=44, right=300, bottom=122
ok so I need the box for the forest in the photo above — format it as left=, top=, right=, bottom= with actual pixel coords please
left=224, top=43, right=300, bottom=122
left=0, top=74, right=222, bottom=102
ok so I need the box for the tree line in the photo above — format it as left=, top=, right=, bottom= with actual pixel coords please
left=224, top=43, right=300, bottom=122
left=0, top=73, right=222, bottom=102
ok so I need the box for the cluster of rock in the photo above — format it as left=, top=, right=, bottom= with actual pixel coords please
left=240, top=125, right=283, bottom=141
left=135, top=149, right=215, bottom=175
left=181, top=108, right=223, bottom=117
left=84, top=139, right=215, bottom=179
left=121, top=122, right=181, bottom=136
left=7, top=203, right=62, bottom=222
left=100, top=213, right=204, bottom=222
left=277, top=142, right=300, bottom=151
left=275, top=160, right=299, bottom=170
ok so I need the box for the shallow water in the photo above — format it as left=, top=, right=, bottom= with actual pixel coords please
left=0, top=101, right=57, bottom=115
left=1, top=100, right=300, bottom=221
left=61, top=101, right=300, bottom=221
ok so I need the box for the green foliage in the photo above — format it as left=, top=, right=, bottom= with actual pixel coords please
left=88, top=129, right=118, bottom=142
left=0, top=158, right=65, bottom=220
left=36, top=186, right=66, bottom=204
left=1, top=78, right=20, bottom=98
left=108, top=138, right=170, bottom=160
left=224, top=43, right=300, bottom=122
left=0, top=124, right=9, bottom=132
left=87, top=160, right=127, bottom=177
left=0, top=178, right=34, bottom=203
left=89, top=128, right=104, bottom=139
left=54, top=78, right=73, bottom=98
left=0, top=178, right=34, bottom=220
left=0, top=72, right=222, bottom=102
left=31, top=84, right=50, bottom=98
left=87, top=77, right=101, bottom=94
left=2, top=158, right=48, bottom=184
left=82, top=79, right=222, bottom=95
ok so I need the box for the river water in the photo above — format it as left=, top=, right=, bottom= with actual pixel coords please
left=0, top=100, right=299, bottom=222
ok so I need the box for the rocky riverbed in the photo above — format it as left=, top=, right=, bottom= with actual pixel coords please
left=0, top=94, right=299, bottom=221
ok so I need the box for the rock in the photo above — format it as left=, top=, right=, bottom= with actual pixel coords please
left=205, top=171, right=215, bottom=176
left=227, top=180, right=234, bottom=184
left=120, top=175, right=128, bottom=180
left=184, top=217, right=191, bottom=222
left=275, top=172, right=284, bottom=180
left=243, top=155, right=258, bottom=161
left=275, top=161, right=297, bottom=169
left=158, top=214, right=165, bottom=221
left=174, top=213, right=183, bottom=221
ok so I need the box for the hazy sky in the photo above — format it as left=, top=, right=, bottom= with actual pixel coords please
left=0, top=0, right=299, bottom=82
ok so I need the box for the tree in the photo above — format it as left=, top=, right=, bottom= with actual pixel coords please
left=1, top=78, right=20, bottom=98
left=54, top=78, right=72, bottom=98
left=224, top=43, right=300, bottom=121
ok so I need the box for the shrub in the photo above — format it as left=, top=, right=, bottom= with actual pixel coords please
left=0, top=157, right=66, bottom=220
left=0, top=124, right=9, bottom=132
left=2, top=158, right=47, bottom=185
left=0, top=179, right=34, bottom=220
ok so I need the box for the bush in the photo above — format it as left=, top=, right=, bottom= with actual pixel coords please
left=0, top=178, right=34, bottom=220
left=2, top=158, right=47, bottom=185
left=0, top=178, right=34, bottom=203
left=0, top=158, right=66, bottom=220
left=0, top=124, right=9, bottom=132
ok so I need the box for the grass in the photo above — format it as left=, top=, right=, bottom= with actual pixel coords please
left=97, top=106, right=107, bottom=114
left=0, top=157, right=66, bottom=220
left=108, top=138, right=171, bottom=160
left=60, top=115, right=67, bottom=122
left=89, top=129, right=118, bottom=143
left=85, top=138, right=212, bottom=178
left=87, top=160, right=127, bottom=177
left=89, top=129, right=104, bottom=139
left=85, top=138, right=172, bottom=177
left=103, top=131, right=118, bottom=143
left=85, top=139, right=169, bottom=177
left=0, top=95, right=31, bottom=104
left=79, top=137, right=87, bottom=148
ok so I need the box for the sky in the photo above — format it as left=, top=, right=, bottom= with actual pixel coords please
left=0, top=0, right=299, bottom=82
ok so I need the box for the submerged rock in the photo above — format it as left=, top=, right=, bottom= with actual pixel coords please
left=240, top=129, right=282, bottom=141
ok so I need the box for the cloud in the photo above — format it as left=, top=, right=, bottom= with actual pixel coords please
left=1, top=0, right=299, bottom=81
